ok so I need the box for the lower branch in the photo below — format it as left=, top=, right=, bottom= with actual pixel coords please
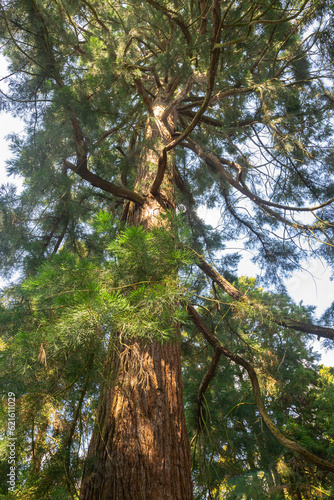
left=187, top=304, right=334, bottom=473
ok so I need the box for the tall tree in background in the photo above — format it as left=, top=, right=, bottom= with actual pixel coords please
left=0, top=0, right=334, bottom=498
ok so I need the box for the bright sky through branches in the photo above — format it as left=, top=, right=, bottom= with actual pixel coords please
left=198, top=206, right=334, bottom=315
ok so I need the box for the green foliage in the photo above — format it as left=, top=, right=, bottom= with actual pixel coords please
left=0, top=0, right=334, bottom=497
left=183, top=276, right=334, bottom=499
left=0, top=220, right=194, bottom=498
left=104, top=222, right=193, bottom=342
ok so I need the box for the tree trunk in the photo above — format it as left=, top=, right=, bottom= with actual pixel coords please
left=80, top=341, right=193, bottom=500
left=80, top=95, right=193, bottom=499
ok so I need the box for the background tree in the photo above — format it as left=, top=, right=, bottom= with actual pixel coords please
left=0, top=0, right=334, bottom=498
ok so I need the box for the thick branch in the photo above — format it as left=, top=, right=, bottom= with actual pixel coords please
left=277, top=319, right=334, bottom=341
left=161, top=74, right=196, bottom=122
left=134, top=78, right=153, bottom=112
left=187, top=305, right=334, bottom=473
left=180, top=108, right=225, bottom=128
left=64, top=161, right=145, bottom=204
left=178, top=85, right=255, bottom=112
left=150, top=149, right=167, bottom=195
left=145, top=0, right=192, bottom=44
left=194, top=250, right=243, bottom=300
left=150, top=76, right=196, bottom=195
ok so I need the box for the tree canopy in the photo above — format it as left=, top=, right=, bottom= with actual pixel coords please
left=0, top=0, right=334, bottom=498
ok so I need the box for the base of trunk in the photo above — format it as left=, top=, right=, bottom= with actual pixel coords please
left=80, top=340, right=193, bottom=500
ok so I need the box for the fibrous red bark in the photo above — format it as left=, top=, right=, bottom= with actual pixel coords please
left=80, top=341, right=193, bottom=500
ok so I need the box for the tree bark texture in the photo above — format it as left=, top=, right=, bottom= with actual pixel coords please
left=80, top=95, right=193, bottom=499
left=80, top=341, right=193, bottom=500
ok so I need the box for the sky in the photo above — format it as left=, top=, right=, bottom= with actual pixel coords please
left=198, top=205, right=334, bottom=318
left=0, top=58, right=333, bottom=366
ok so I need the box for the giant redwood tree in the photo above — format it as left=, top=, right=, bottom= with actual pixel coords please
left=0, top=0, right=334, bottom=498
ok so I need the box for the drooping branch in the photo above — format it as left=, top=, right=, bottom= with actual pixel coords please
left=219, top=184, right=272, bottom=259
left=184, top=138, right=334, bottom=218
left=187, top=304, right=334, bottom=473
left=64, top=160, right=146, bottom=204
left=191, top=249, right=334, bottom=341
